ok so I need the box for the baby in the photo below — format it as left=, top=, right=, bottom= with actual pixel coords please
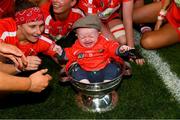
left=57, top=15, right=144, bottom=83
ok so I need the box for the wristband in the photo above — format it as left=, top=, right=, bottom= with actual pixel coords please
left=159, top=9, right=167, bottom=16
left=157, top=9, right=167, bottom=20
left=157, top=15, right=164, bottom=20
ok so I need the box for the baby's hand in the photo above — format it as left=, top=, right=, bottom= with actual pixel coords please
left=120, top=48, right=145, bottom=65
left=119, top=45, right=132, bottom=53
left=53, top=44, right=63, bottom=56
left=125, top=49, right=145, bottom=65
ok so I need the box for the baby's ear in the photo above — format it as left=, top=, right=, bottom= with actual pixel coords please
left=71, top=0, right=77, bottom=7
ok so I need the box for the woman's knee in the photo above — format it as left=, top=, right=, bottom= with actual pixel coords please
left=140, top=32, right=155, bottom=49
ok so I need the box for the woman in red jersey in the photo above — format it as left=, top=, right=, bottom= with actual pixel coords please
left=0, top=0, right=61, bottom=72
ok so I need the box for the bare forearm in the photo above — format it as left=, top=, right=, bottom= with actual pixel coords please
left=0, top=72, right=30, bottom=91
left=123, top=1, right=134, bottom=47
left=124, top=20, right=134, bottom=47
left=0, top=63, right=18, bottom=75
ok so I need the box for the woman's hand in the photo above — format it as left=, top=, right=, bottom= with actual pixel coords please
left=0, top=43, right=27, bottom=68
left=28, top=69, right=52, bottom=92
left=25, top=56, right=42, bottom=71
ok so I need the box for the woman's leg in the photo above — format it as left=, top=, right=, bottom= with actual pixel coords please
left=140, top=23, right=179, bottom=49
left=108, top=19, right=127, bottom=45
left=134, top=0, right=144, bottom=9
left=133, top=2, right=162, bottom=24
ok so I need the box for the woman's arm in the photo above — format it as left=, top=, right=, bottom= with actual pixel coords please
left=0, top=69, right=52, bottom=92
left=154, top=0, right=172, bottom=30
left=0, top=43, right=27, bottom=69
left=122, top=1, right=134, bottom=48
left=0, top=71, right=31, bottom=91
left=0, top=62, right=18, bottom=75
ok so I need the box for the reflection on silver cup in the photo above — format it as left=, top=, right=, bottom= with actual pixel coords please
left=71, top=74, right=123, bottom=113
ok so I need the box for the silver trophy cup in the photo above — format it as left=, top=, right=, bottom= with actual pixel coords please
left=71, top=73, right=123, bottom=113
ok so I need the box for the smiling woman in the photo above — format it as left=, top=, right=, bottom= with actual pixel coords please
left=0, top=0, right=62, bottom=72
left=40, top=0, right=84, bottom=44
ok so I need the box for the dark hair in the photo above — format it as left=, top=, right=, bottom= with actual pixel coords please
left=49, top=4, right=55, bottom=20
left=15, top=0, right=37, bottom=12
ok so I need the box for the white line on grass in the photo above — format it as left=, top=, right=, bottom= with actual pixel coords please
left=134, top=30, right=180, bottom=102
left=141, top=49, right=180, bottom=102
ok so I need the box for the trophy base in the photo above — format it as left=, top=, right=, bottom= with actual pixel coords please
left=75, top=90, right=118, bottom=113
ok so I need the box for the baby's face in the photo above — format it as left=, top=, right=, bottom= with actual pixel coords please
left=76, top=28, right=99, bottom=48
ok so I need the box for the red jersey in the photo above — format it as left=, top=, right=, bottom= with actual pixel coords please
left=0, top=18, right=56, bottom=57
left=65, top=35, right=124, bottom=71
left=40, top=2, right=85, bottom=40
left=0, top=0, right=14, bottom=18
left=77, top=0, right=130, bottom=22
left=166, top=0, right=180, bottom=37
